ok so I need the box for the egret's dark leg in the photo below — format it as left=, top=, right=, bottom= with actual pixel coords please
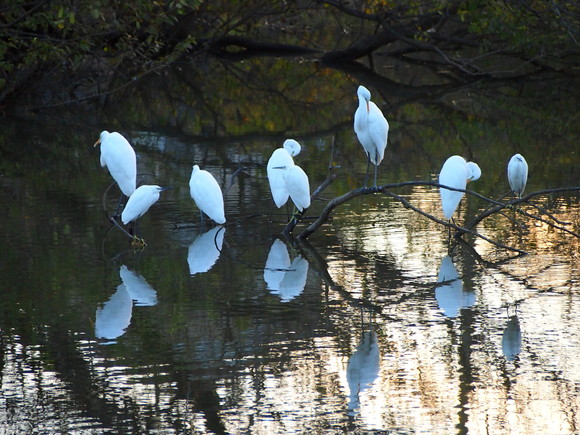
left=373, top=163, right=378, bottom=189
left=363, top=154, right=371, bottom=188
left=113, top=194, right=125, bottom=219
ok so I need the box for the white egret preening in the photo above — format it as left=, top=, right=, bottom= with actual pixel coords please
left=354, top=85, right=389, bottom=187
left=283, top=165, right=310, bottom=212
left=120, top=185, right=170, bottom=243
left=439, top=155, right=481, bottom=221
left=507, top=153, right=528, bottom=198
left=267, top=139, right=302, bottom=208
left=94, top=131, right=137, bottom=197
left=189, top=165, right=226, bottom=225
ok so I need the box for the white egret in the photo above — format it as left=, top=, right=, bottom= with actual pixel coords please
left=439, top=155, right=481, bottom=220
left=189, top=165, right=226, bottom=225
left=354, top=85, right=389, bottom=187
left=273, top=163, right=311, bottom=212
left=267, top=139, right=301, bottom=208
left=94, top=131, right=137, bottom=197
left=121, top=185, right=170, bottom=243
left=507, top=153, right=528, bottom=198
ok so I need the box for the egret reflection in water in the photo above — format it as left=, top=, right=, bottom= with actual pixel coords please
left=435, top=255, right=476, bottom=318
left=120, top=265, right=158, bottom=306
left=187, top=227, right=225, bottom=275
left=263, top=239, right=309, bottom=302
left=95, top=284, right=133, bottom=342
left=502, top=315, right=522, bottom=360
left=347, top=330, right=381, bottom=415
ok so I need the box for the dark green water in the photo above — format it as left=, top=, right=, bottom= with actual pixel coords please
left=0, top=57, right=578, bottom=434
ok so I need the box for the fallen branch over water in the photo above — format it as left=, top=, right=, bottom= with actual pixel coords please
left=290, top=179, right=580, bottom=254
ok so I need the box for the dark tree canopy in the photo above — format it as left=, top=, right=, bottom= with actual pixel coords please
left=1, top=0, right=578, bottom=109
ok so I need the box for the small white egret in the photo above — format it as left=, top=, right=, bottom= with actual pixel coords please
left=354, top=85, right=389, bottom=187
left=121, top=185, right=170, bottom=243
left=507, top=153, right=528, bottom=198
left=274, top=163, right=311, bottom=212
left=94, top=131, right=137, bottom=197
left=189, top=165, right=226, bottom=225
left=267, top=139, right=301, bottom=208
left=439, top=155, right=481, bottom=220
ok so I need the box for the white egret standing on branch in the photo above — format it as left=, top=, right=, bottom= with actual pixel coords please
left=189, top=165, right=226, bottom=225
left=94, top=131, right=137, bottom=198
left=354, top=85, right=389, bottom=188
left=121, top=185, right=170, bottom=242
left=507, top=153, right=528, bottom=198
left=267, top=139, right=302, bottom=208
left=439, top=155, right=481, bottom=221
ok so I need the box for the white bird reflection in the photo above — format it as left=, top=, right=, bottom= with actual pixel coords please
left=187, top=227, right=225, bottom=275
left=502, top=315, right=522, bottom=361
left=120, top=265, right=158, bottom=306
left=263, top=239, right=309, bottom=302
left=435, top=255, right=476, bottom=318
left=95, top=265, right=159, bottom=343
left=347, top=331, right=380, bottom=415
left=95, top=284, right=133, bottom=342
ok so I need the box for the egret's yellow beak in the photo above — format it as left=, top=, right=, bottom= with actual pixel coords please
left=93, top=138, right=101, bottom=147
left=366, top=101, right=370, bottom=113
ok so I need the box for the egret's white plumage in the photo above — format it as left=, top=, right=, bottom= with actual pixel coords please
left=354, top=85, right=389, bottom=186
left=94, top=131, right=137, bottom=197
left=189, top=165, right=226, bottom=224
left=282, top=164, right=310, bottom=212
left=121, top=185, right=168, bottom=225
left=439, top=155, right=481, bottom=220
left=267, top=139, right=301, bottom=208
left=507, top=153, right=528, bottom=198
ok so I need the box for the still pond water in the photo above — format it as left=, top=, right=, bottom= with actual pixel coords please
left=0, top=57, right=579, bottom=434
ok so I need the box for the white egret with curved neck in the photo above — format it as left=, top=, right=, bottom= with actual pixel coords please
left=94, top=131, right=137, bottom=197
left=354, top=85, right=389, bottom=187
left=121, top=184, right=170, bottom=243
left=189, top=165, right=226, bottom=225
left=439, top=155, right=481, bottom=221
left=507, top=153, right=528, bottom=198
left=267, top=139, right=301, bottom=208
